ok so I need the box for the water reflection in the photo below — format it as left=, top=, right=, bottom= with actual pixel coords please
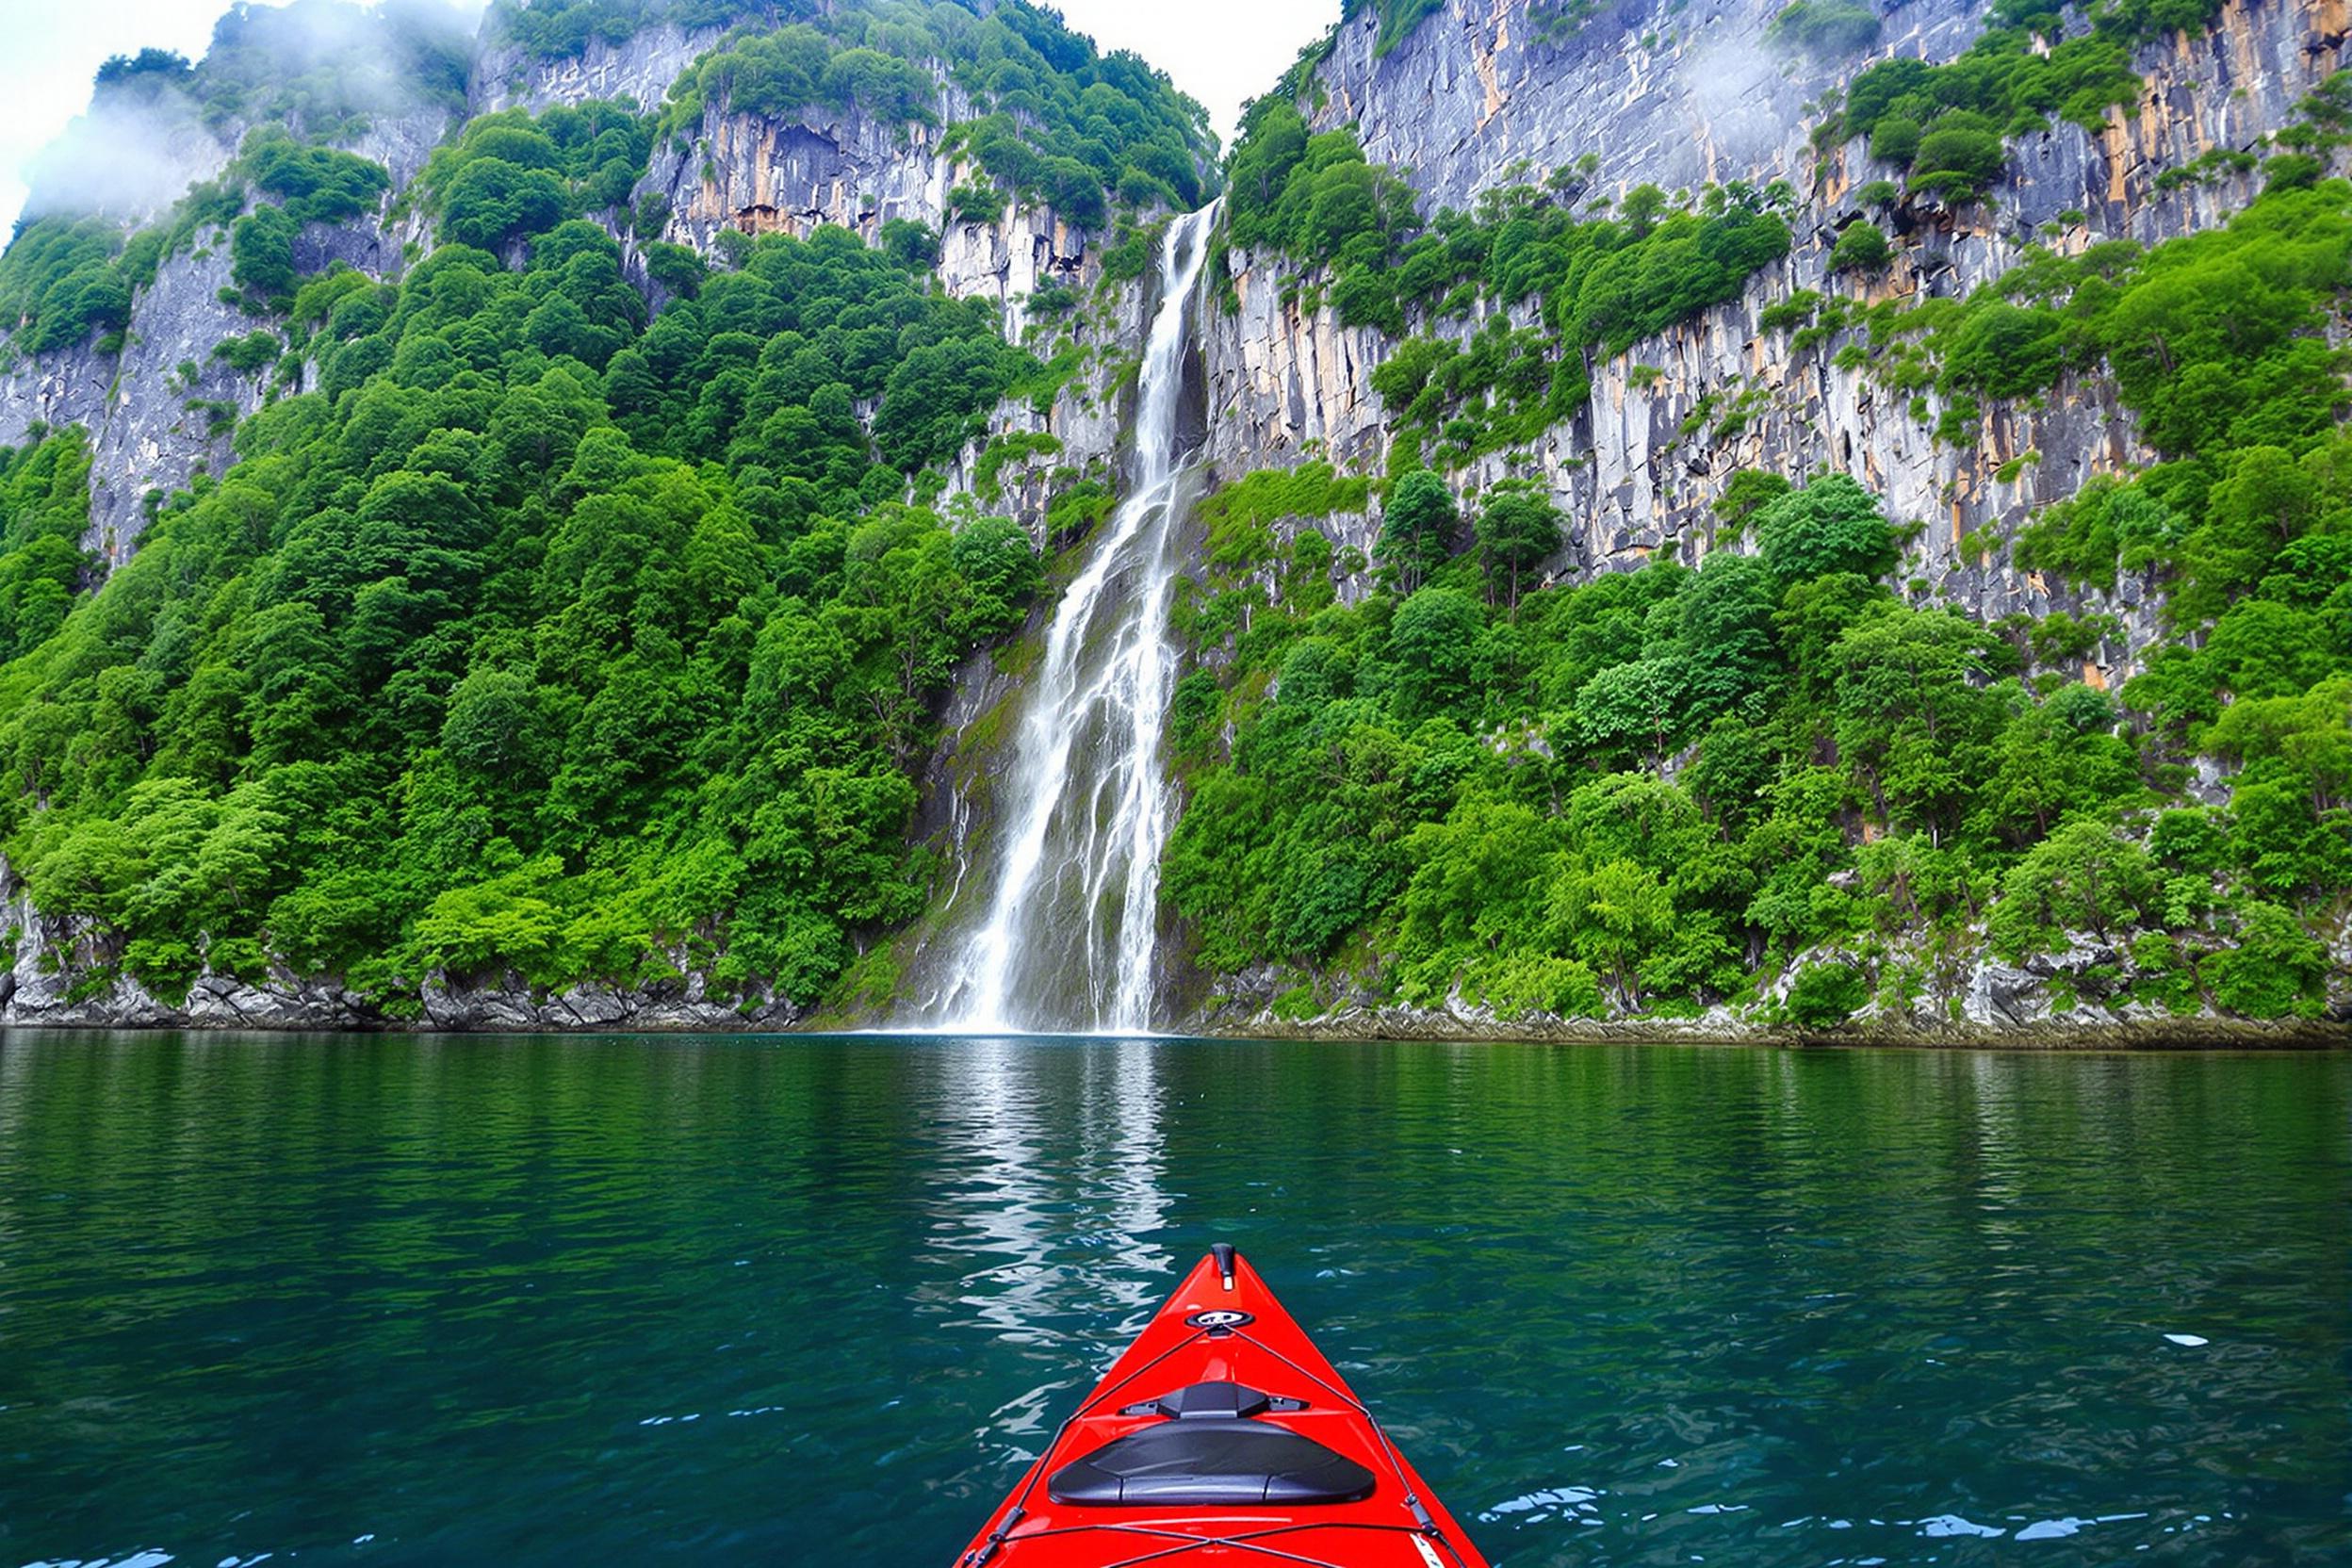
left=923, top=1036, right=1173, bottom=1340
left=917, top=1035, right=1176, bottom=1468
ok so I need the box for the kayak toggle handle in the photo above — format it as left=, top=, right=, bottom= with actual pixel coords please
left=1210, top=1243, right=1236, bottom=1290
left=963, top=1504, right=1024, bottom=1564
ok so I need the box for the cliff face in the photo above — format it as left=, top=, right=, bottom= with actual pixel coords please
left=1199, top=0, right=2348, bottom=695
left=0, top=87, right=452, bottom=564
left=1314, top=0, right=2329, bottom=230
left=645, top=88, right=1098, bottom=330
left=1315, top=0, right=1981, bottom=213
left=471, top=22, right=726, bottom=117
left=0, top=15, right=736, bottom=572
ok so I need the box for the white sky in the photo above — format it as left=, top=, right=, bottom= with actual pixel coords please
left=0, top=0, right=1336, bottom=237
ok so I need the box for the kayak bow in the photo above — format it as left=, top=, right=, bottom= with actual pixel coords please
left=956, top=1245, right=1491, bottom=1567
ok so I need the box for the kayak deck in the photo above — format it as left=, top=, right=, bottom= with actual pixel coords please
left=957, top=1246, right=1489, bottom=1567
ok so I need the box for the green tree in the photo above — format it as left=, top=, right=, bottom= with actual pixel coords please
left=1475, top=488, right=1563, bottom=611
left=1576, top=657, right=1690, bottom=769
left=1829, top=221, right=1892, bottom=274
left=1758, top=474, right=1899, bottom=582
left=1376, top=469, right=1458, bottom=593
left=1987, top=819, right=2158, bottom=957
left=1787, top=962, right=1870, bottom=1026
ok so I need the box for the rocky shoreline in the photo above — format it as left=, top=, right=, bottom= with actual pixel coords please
left=0, top=966, right=802, bottom=1036
left=1195, top=1007, right=2348, bottom=1051
left=0, top=975, right=2339, bottom=1048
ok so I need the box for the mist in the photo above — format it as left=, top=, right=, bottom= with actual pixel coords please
left=8, top=0, right=487, bottom=233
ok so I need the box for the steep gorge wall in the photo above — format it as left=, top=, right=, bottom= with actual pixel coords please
left=471, top=21, right=727, bottom=117
left=1200, top=0, right=2348, bottom=694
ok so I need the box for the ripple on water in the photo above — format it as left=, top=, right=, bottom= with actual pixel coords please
left=0, top=1034, right=2344, bottom=1567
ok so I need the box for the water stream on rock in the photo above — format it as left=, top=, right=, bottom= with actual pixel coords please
left=918, top=204, right=1217, bottom=1033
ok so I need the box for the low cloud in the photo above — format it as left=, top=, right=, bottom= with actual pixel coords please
left=14, top=0, right=489, bottom=231
left=20, top=92, right=230, bottom=228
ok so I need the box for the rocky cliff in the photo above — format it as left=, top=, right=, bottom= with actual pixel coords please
left=0, top=97, right=450, bottom=564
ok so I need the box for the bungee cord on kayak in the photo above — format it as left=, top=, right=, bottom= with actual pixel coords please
left=956, top=1249, right=1490, bottom=1568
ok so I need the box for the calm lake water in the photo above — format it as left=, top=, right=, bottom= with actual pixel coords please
left=0, top=1033, right=2345, bottom=1567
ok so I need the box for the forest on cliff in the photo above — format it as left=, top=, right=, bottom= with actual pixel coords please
left=0, top=0, right=2344, bottom=1028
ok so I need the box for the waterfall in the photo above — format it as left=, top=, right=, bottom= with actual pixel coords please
left=921, top=204, right=1217, bottom=1034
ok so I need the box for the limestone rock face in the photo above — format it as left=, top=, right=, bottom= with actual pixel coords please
left=471, top=22, right=727, bottom=117
left=0, top=94, right=448, bottom=564
left=1309, top=0, right=2328, bottom=226
left=0, top=14, right=733, bottom=573
left=1195, top=0, right=2349, bottom=689
left=643, top=89, right=1097, bottom=335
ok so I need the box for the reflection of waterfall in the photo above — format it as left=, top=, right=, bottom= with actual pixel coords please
left=919, top=205, right=1218, bottom=1034
left=926, top=1037, right=1174, bottom=1443
left=929, top=1038, right=1175, bottom=1333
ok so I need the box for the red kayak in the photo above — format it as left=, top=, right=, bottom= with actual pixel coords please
left=956, top=1245, right=1491, bottom=1566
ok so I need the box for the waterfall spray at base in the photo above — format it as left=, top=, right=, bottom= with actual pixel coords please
left=919, top=204, right=1217, bottom=1035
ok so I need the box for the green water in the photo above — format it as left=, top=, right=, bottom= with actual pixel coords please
left=0, top=1034, right=2345, bottom=1567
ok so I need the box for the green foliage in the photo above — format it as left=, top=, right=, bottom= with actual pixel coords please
left=880, top=218, right=941, bottom=272
left=1196, top=462, right=1371, bottom=572
left=1987, top=819, right=2158, bottom=956
left=212, top=330, right=283, bottom=376
left=1829, top=220, right=1893, bottom=273
left=1222, top=105, right=1420, bottom=307
left=0, top=218, right=138, bottom=355
left=0, top=433, right=98, bottom=662
left=1166, top=400, right=2340, bottom=1022
left=1786, top=961, right=1870, bottom=1026
left=2204, top=900, right=2330, bottom=1018
left=231, top=206, right=300, bottom=307
left=0, top=198, right=1053, bottom=1009
left=1854, top=181, right=2352, bottom=499
left=422, top=102, right=654, bottom=253
left=1475, top=486, right=1564, bottom=609
left=1824, top=0, right=2230, bottom=202
left=662, top=24, right=931, bottom=134
left=492, top=0, right=776, bottom=61
left=1756, top=474, right=1898, bottom=582
left=1375, top=470, right=1458, bottom=594
left=240, top=128, right=391, bottom=225
left=1909, top=121, right=2009, bottom=201
left=972, top=431, right=1063, bottom=503
left=1714, top=468, right=1793, bottom=536
left=2153, top=146, right=2260, bottom=193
